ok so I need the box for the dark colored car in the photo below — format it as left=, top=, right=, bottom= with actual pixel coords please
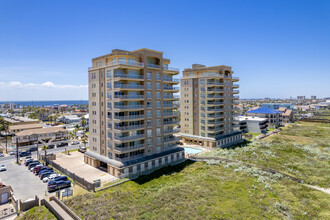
left=34, top=166, right=52, bottom=175
left=28, top=162, right=41, bottom=169
left=39, top=168, right=54, bottom=177
left=57, top=142, right=68, bottom=148
left=25, top=159, right=35, bottom=166
left=40, top=171, right=54, bottom=180
left=48, top=180, right=71, bottom=192
left=28, top=147, right=38, bottom=152
left=48, top=144, right=55, bottom=149
left=19, top=151, right=31, bottom=157
left=78, top=147, right=87, bottom=153
left=48, top=176, right=68, bottom=186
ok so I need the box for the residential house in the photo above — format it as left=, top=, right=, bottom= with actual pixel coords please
left=58, top=115, right=81, bottom=124
left=246, top=107, right=282, bottom=128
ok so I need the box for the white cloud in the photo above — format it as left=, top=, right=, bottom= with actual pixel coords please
left=0, top=81, right=88, bottom=101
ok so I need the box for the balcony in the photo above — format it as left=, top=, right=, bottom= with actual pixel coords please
left=114, top=124, right=145, bottom=131
left=113, top=95, right=144, bottom=100
left=207, top=102, right=224, bottom=105
left=163, top=94, right=180, bottom=100
left=115, top=154, right=145, bottom=162
left=114, top=134, right=145, bottom=142
left=114, top=115, right=145, bottom=120
left=163, top=120, right=179, bottom=125
left=232, top=77, right=239, bottom=82
left=232, top=83, right=239, bottom=88
left=207, top=82, right=224, bottom=86
left=147, top=63, right=161, bottom=69
left=163, top=104, right=175, bottom=108
left=207, top=114, right=223, bottom=118
left=208, top=120, right=224, bottom=124
left=207, top=108, right=224, bottom=112
left=233, top=95, right=239, bottom=99
left=113, top=105, right=145, bottom=110
left=164, top=137, right=180, bottom=143
left=88, top=60, right=144, bottom=71
left=233, top=90, right=239, bottom=94
left=208, top=127, right=224, bottom=131
left=207, top=95, right=224, bottom=99
left=114, top=84, right=144, bottom=90
left=163, top=112, right=179, bottom=117
left=208, top=88, right=224, bottom=92
left=163, top=66, right=180, bottom=74
left=113, top=74, right=144, bottom=80
left=163, top=78, right=180, bottom=83
left=114, top=144, right=145, bottom=153
left=163, top=86, right=179, bottom=91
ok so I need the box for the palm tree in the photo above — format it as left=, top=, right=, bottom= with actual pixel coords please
left=81, top=134, right=88, bottom=148
left=69, top=131, right=75, bottom=140
left=48, top=115, right=53, bottom=124
left=81, top=116, right=86, bottom=128
left=41, top=145, right=49, bottom=165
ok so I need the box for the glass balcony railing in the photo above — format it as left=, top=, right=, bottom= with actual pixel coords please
left=114, top=115, right=145, bottom=120
left=163, top=104, right=175, bottom=108
left=233, top=90, right=239, bottom=93
left=114, top=144, right=145, bottom=152
left=163, top=86, right=179, bottom=91
left=163, top=78, right=180, bottom=82
left=114, top=134, right=145, bottom=142
left=114, top=124, right=145, bottom=131
left=163, top=120, right=179, bottom=125
left=114, top=84, right=144, bottom=89
left=114, top=105, right=144, bottom=110
left=88, top=60, right=144, bottom=70
left=163, top=66, right=180, bottom=71
left=115, top=154, right=145, bottom=162
left=113, top=74, right=144, bottom=80
left=207, top=95, right=224, bottom=99
left=113, top=95, right=144, bottom=99
left=207, top=82, right=224, bottom=86
left=147, top=63, right=161, bottom=69
left=208, top=88, right=224, bottom=92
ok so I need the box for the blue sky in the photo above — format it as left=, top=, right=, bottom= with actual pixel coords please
left=0, top=0, right=329, bottom=100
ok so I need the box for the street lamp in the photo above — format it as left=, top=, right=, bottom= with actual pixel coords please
left=4, top=131, right=9, bottom=154
left=15, top=136, right=19, bottom=164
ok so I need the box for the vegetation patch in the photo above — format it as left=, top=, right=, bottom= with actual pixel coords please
left=17, top=206, right=56, bottom=220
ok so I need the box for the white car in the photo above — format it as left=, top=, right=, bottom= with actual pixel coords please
left=43, top=174, right=61, bottom=183
left=71, top=141, right=80, bottom=145
left=0, top=164, right=7, bottom=171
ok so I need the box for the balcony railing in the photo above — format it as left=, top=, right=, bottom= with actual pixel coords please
left=207, top=114, right=223, bottom=118
left=114, top=95, right=144, bottom=99
left=208, top=120, right=224, bottom=124
left=207, top=108, right=224, bottom=112
left=115, top=154, right=145, bottom=162
left=163, top=112, right=179, bottom=117
left=114, top=84, right=144, bottom=89
left=233, top=95, right=239, bottom=99
left=113, top=74, right=144, bottom=80
left=88, top=60, right=144, bottom=70
left=114, top=115, right=145, bottom=120
left=164, top=137, right=180, bottom=143
left=114, top=144, right=145, bottom=152
left=208, top=88, right=224, bottom=92
left=113, top=105, right=144, bottom=110
left=163, top=104, right=175, bottom=108
left=163, top=66, right=180, bottom=71
left=233, top=90, right=239, bottom=93
left=233, top=83, right=239, bottom=87
left=208, top=127, right=224, bottom=131
left=207, top=95, right=224, bottom=99
left=232, top=77, right=239, bottom=81
left=114, top=124, right=145, bottom=131
left=163, top=78, right=180, bottom=82
left=207, top=82, right=224, bottom=86
left=147, top=63, right=161, bottom=69
left=163, top=86, right=179, bottom=91
left=163, top=120, right=179, bottom=125
left=207, top=102, right=223, bottom=105
left=114, top=134, right=145, bottom=141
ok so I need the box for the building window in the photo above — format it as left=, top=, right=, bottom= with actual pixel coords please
left=147, top=129, right=152, bottom=137
left=156, top=128, right=161, bottom=136
left=146, top=72, right=152, bottom=80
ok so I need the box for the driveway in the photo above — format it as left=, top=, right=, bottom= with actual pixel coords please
left=0, top=160, right=55, bottom=201
left=55, top=151, right=118, bottom=186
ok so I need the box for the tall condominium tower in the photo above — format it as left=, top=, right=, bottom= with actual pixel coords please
left=85, top=48, right=185, bottom=178
left=180, top=64, right=243, bottom=147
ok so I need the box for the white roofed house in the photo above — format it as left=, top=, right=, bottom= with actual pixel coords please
left=58, top=115, right=81, bottom=124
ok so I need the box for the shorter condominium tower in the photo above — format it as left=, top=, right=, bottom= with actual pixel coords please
left=180, top=64, right=242, bottom=147
left=86, top=48, right=185, bottom=178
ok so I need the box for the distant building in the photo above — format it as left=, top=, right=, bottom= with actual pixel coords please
left=297, top=96, right=306, bottom=100
left=233, top=116, right=268, bottom=133
left=0, top=103, right=17, bottom=110
left=246, top=107, right=282, bottom=128
left=58, top=115, right=81, bottom=124
left=8, top=123, right=43, bottom=135
left=12, top=127, right=68, bottom=147
left=311, top=96, right=317, bottom=100
left=3, top=116, right=39, bottom=125
left=261, top=103, right=294, bottom=110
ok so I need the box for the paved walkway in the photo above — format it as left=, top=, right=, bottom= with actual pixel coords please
left=49, top=200, right=74, bottom=220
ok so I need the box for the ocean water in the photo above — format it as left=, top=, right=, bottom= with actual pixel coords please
left=0, top=100, right=88, bottom=107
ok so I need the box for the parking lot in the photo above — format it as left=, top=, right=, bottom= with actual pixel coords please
left=55, top=151, right=118, bottom=186
left=0, top=159, right=55, bottom=201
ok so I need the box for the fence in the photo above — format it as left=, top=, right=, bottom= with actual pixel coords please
left=19, top=195, right=39, bottom=212
left=45, top=158, right=95, bottom=192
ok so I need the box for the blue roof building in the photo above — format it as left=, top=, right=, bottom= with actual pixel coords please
left=246, top=107, right=282, bottom=127
left=261, top=103, right=294, bottom=110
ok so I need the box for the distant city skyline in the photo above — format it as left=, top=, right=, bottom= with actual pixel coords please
left=0, top=0, right=329, bottom=101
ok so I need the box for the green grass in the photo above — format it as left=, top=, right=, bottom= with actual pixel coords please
left=65, top=161, right=330, bottom=219
left=61, top=121, right=330, bottom=219
left=17, top=206, right=56, bottom=220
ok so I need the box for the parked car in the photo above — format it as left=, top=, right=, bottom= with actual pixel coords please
left=10, top=150, right=21, bottom=156
left=33, top=166, right=49, bottom=175
left=71, top=141, right=80, bottom=145
left=48, top=144, right=55, bottom=149
left=28, top=147, right=38, bottom=152
left=28, top=162, right=41, bottom=169
left=0, top=153, right=4, bottom=157
left=43, top=173, right=61, bottom=183
left=40, top=171, right=54, bottom=180
left=48, top=176, right=68, bottom=186
left=78, top=146, right=87, bottom=153
left=57, top=142, right=68, bottom=148
left=36, top=167, right=53, bottom=176
left=25, top=159, right=38, bottom=166
left=39, top=168, right=54, bottom=177
left=19, top=151, right=31, bottom=157
left=30, top=164, right=43, bottom=172
left=0, top=164, right=6, bottom=171
left=48, top=180, right=71, bottom=192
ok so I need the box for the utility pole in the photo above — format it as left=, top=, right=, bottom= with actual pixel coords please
left=16, top=136, right=19, bottom=164
left=5, top=131, right=8, bottom=154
